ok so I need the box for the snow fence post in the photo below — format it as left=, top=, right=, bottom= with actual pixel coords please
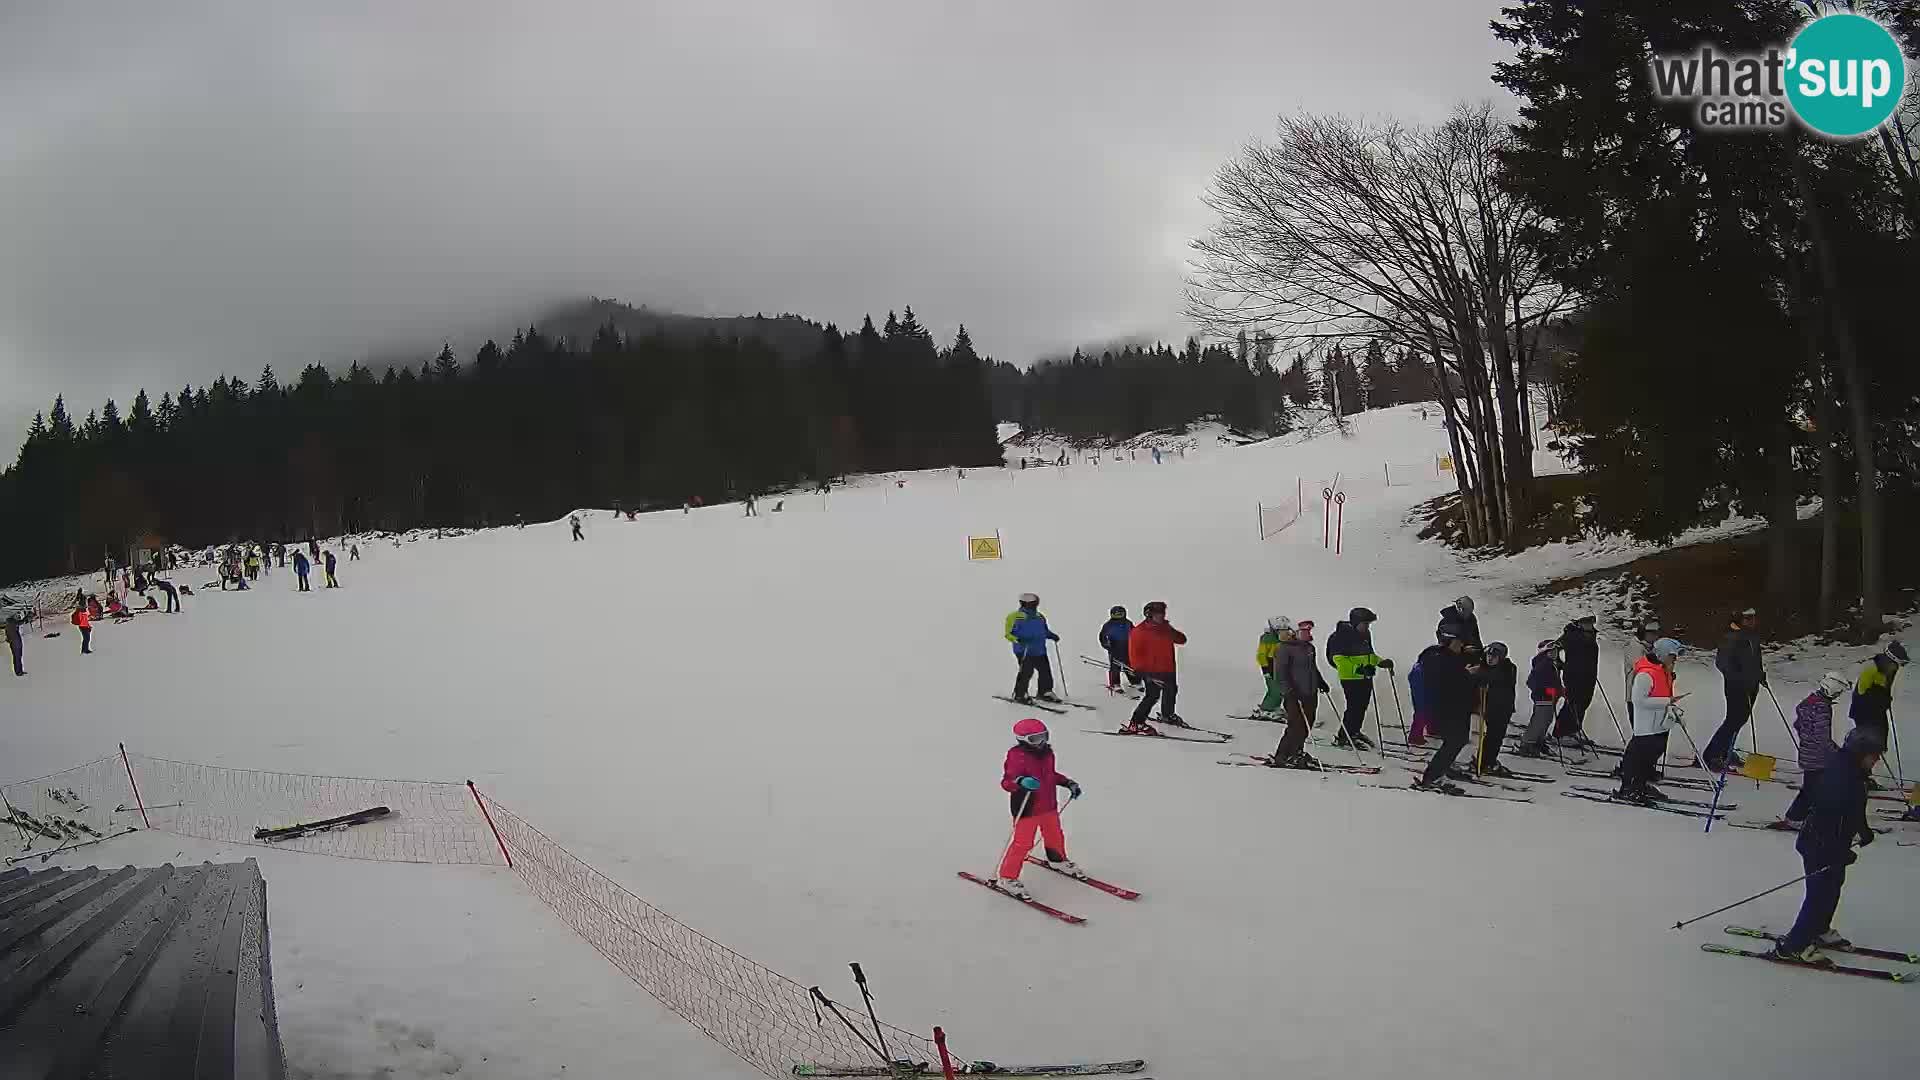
left=933, top=1027, right=959, bottom=1080
left=467, top=780, right=513, bottom=868
left=118, top=743, right=149, bottom=828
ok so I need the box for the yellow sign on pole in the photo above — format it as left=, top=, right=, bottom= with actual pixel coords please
left=1438, top=454, right=1455, bottom=473
left=967, top=534, right=1003, bottom=561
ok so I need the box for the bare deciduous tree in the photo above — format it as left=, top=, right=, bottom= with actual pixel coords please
left=1186, top=103, right=1569, bottom=545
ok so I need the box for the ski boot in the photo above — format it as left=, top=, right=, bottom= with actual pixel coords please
left=1036, top=692, right=1064, bottom=704
left=1482, top=762, right=1518, bottom=780
left=1614, top=786, right=1653, bottom=806
left=1333, top=731, right=1371, bottom=750
left=1641, top=784, right=1670, bottom=803
left=1289, top=752, right=1324, bottom=771
left=1159, top=713, right=1188, bottom=727
left=1047, top=858, right=1088, bottom=879
left=1513, top=743, right=1547, bottom=759
left=995, top=878, right=1032, bottom=900
left=1813, top=929, right=1852, bottom=950
left=1250, top=708, right=1281, bottom=722
left=1121, top=721, right=1157, bottom=736
left=1446, top=766, right=1475, bottom=782
left=1412, top=778, right=1466, bottom=795
left=1011, top=692, right=1034, bottom=705
left=1768, top=941, right=1820, bottom=963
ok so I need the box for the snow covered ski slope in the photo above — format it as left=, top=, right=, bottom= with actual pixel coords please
left=4, top=404, right=1914, bottom=1078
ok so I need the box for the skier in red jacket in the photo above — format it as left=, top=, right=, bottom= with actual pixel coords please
left=1126, top=601, right=1187, bottom=732
left=994, top=718, right=1082, bottom=899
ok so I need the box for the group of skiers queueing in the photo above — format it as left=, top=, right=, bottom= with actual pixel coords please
left=987, top=592, right=1913, bottom=911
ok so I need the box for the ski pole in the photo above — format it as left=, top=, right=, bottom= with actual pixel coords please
left=996, top=790, right=1035, bottom=881
left=1387, top=672, right=1410, bottom=742
left=1321, top=685, right=1366, bottom=766
left=808, top=987, right=890, bottom=1067
left=1369, top=679, right=1391, bottom=762
left=1672, top=863, right=1841, bottom=930
left=1052, top=641, right=1070, bottom=700
left=1764, top=683, right=1800, bottom=754
left=847, top=963, right=890, bottom=1063
left=1596, top=680, right=1629, bottom=748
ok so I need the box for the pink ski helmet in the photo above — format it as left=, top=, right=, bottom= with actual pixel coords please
left=1013, top=718, right=1050, bottom=746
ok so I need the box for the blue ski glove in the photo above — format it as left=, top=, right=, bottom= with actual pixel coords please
left=1066, top=781, right=1083, bottom=799
left=1017, top=776, right=1042, bottom=791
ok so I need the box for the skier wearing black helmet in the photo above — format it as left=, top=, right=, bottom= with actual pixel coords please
left=1004, top=592, right=1062, bottom=705
left=1327, top=606, right=1391, bottom=751
left=1098, top=606, right=1139, bottom=691
left=1475, top=642, right=1520, bottom=777
left=1771, top=727, right=1884, bottom=961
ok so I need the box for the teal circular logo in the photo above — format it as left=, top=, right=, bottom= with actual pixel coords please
left=1786, top=14, right=1907, bottom=138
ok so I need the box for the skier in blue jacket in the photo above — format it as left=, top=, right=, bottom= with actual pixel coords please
left=1773, top=727, right=1882, bottom=960
left=1098, top=607, right=1139, bottom=691
left=1005, top=592, right=1062, bottom=704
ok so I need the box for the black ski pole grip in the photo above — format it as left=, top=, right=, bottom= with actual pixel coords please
left=850, top=962, right=868, bottom=987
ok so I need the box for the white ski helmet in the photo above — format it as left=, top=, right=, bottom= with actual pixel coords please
left=1650, top=637, right=1683, bottom=662
left=1267, top=615, right=1294, bottom=633
left=1818, top=671, right=1850, bottom=698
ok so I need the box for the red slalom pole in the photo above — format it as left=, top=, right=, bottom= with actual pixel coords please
left=467, top=780, right=513, bottom=868
left=119, top=743, right=150, bottom=828
left=1335, top=493, right=1346, bottom=555
left=934, top=1027, right=958, bottom=1080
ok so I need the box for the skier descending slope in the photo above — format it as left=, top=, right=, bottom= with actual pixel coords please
left=995, top=718, right=1083, bottom=899
left=1771, top=727, right=1884, bottom=961
left=1327, top=607, right=1391, bottom=751
left=1005, top=593, right=1062, bottom=705
left=1411, top=623, right=1482, bottom=794
left=1265, top=616, right=1329, bottom=770
left=1126, top=601, right=1186, bottom=732
left=1098, top=606, right=1139, bottom=691
left=1615, top=637, right=1685, bottom=804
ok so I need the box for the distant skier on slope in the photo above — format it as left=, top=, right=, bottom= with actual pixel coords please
left=1514, top=639, right=1564, bottom=758
left=1770, top=726, right=1882, bottom=962
left=1410, top=623, right=1482, bottom=793
left=292, top=549, right=311, bottom=592
left=1098, top=606, right=1138, bottom=691
left=1474, top=642, right=1519, bottom=777
left=1005, top=593, right=1062, bottom=705
left=323, top=549, right=339, bottom=588
left=993, top=718, right=1083, bottom=899
left=1614, top=637, right=1685, bottom=804
left=569, top=514, right=584, bottom=542
left=1705, top=607, right=1765, bottom=772
left=1777, top=672, right=1850, bottom=830
left=1126, top=601, right=1186, bottom=732
left=1552, top=615, right=1600, bottom=747
left=1265, top=616, right=1330, bottom=770
left=1327, top=607, right=1391, bottom=751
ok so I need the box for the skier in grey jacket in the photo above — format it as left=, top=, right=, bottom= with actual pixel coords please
left=1265, top=620, right=1332, bottom=770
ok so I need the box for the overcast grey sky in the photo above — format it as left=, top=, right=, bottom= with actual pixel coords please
left=0, top=1, right=1512, bottom=446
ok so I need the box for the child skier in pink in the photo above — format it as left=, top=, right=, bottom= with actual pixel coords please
left=995, top=718, right=1083, bottom=899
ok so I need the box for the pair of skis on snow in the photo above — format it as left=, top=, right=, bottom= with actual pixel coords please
left=253, top=805, right=390, bottom=842
left=1702, top=926, right=1914, bottom=982
left=994, top=694, right=1234, bottom=742
left=956, top=857, right=1140, bottom=925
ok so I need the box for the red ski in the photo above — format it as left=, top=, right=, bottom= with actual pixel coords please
left=1024, top=856, right=1140, bottom=899
left=956, top=872, right=1086, bottom=924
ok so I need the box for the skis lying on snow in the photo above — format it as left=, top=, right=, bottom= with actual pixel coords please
left=1559, top=790, right=1723, bottom=820
left=1567, top=785, right=1735, bottom=811
left=1024, top=856, right=1140, bottom=899
left=1217, top=753, right=1380, bottom=774
left=253, top=805, right=390, bottom=842
left=993, top=695, right=1068, bottom=715
left=4, top=827, right=139, bottom=866
left=1358, top=781, right=1531, bottom=803
left=956, top=872, right=1085, bottom=924
left=795, top=1058, right=1148, bottom=1076
left=1699, top=942, right=1909, bottom=982
left=1722, top=926, right=1918, bottom=964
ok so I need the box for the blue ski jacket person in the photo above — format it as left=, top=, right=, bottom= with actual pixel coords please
left=1407, top=660, right=1426, bottom=712
left=1005, top=601, right=1059, bottom=659
left=1098, top=616, right=1133, bottom=660
left=1798, top=739, right=1875, bottom=863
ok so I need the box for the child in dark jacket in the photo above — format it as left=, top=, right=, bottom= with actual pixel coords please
left=1475, top=643, right=1520, bottom=777
left=995, top=718, right=1083, bottom=899
left=1774, top=727, right=1882, bottom=960
left=1515, top=640, right=1563, bottom=758
left=1098, top=607, right=1138, bottom=690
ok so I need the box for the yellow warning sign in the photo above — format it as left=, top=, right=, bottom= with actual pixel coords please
left=968, top=535, right=1003, bottom=561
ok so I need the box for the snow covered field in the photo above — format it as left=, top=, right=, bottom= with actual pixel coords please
left=4, top=403, right=1914, bottom=1079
